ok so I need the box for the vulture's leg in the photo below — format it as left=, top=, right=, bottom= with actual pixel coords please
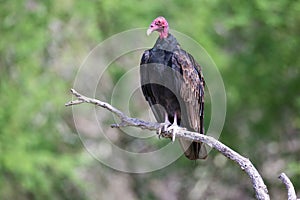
left=157, top=112, right=171, bottom=139
left=167, top=113, right=186, bottom=142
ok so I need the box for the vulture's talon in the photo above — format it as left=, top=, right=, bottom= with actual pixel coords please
left=157, top=126, right=162, bottom=139
left=166, top=113, right=184, bottom=143
left=167, top=124, right=184, bottom=143
left=157, top=121, right=171, bottom=139
left=157, top=112, right=171, bottom=139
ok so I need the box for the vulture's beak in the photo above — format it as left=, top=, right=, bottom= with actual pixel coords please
left=146, top=28, right=153, bottom=36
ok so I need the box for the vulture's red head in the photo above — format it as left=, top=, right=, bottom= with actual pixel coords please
left=147, top=16, right=169, bottom=39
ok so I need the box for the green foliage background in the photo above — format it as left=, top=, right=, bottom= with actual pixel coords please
left=0, top=0, right=299, bottom=199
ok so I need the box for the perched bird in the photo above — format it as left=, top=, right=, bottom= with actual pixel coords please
left=140, top=16, right=207, bottom=160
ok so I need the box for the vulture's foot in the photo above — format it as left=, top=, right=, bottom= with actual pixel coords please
left=157, top=113, right=171, bottom=139
left=167, top=113, right=186, bottom=143
left=167, top=124, right=186, bottom=142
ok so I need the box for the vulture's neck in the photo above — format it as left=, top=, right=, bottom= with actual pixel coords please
left=153, top=33, right=179, bottom=52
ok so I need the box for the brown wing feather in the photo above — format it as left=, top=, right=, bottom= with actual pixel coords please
left=172, top=49, right=207, bottom=159
left=173, top=49, right=205, bottom=133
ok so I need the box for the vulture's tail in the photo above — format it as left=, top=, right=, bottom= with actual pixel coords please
left=179, top=139, right=207, bottom=160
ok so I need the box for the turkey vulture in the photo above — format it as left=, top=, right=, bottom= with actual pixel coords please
left=140, top=16, right=207, bottom=160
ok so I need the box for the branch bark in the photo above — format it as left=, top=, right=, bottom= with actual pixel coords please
left=65, top=88, right=298, bottom=200
left=279, top=173, right=299, bottom=200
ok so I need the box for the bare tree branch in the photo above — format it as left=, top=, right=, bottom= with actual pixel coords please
left=65, top=88, right=297, bottom=200
left=65, top=89, right=161, bottom=131
left=279, top=173, right=299, bottom=200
